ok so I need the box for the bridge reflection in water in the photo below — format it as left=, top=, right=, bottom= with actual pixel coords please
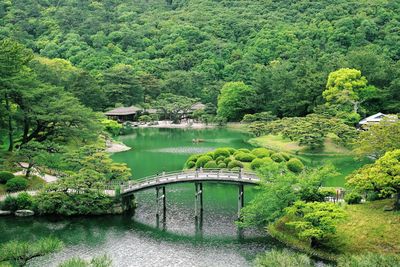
left=110, top=169, right=260, bottom=228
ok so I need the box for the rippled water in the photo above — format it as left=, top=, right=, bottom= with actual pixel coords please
left=1, top=128, right=284, bottom=266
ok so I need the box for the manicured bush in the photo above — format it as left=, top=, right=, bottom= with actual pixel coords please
left=186, top=161, right=196, bottom=169
left=204, top=161, right=218, bottom=169
left=195, top=155, right=213, bottom=168
left=226, top=147, right=237, bottom=155
left=217, top=162, right=227, bottom=168
left=0, top=171, right=15, bottom=184
left=286, top=158, right=304, bottom=173
left=251, top=148, right=271, bottom=158
left=1, top=195, right=18, bottom=211
left=224, top=157, right=232, bottom=165
left=344, top=192, right=362, bottom=204
left=205, top=151, right=215, bottom=159
left=318, top=187, right=337, bottom=198
left=271, top=153, right=285, bottom=163
left=15, top=192, right=33, bottom=210
left=237, top=148, right=251, bottom=153
left=215, top=156, right=226, bottom=164
left=280, top=152, right=291, bottom=161
left=250, top=158, right=265, bottom=170
left=187, top=154, right=201, bottom=162
left=214, top=148, right=231, bottom=158
left=235, top=152, right=256, bottom=162
left=228, top=160, right=244, bottom=169
left=6, top=177, right=29, bottom=192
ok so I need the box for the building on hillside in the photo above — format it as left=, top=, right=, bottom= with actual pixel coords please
left=358, top=112, right=398, bottom=128
left=191, top=103, right=206, bottom=111
left=105, top=106, right=142, bottom=122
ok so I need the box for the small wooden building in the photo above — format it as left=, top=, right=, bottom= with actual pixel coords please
left=105, top=106, right=142, bottom=122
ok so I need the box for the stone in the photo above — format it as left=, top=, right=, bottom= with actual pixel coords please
left=15, top=209, right=35, bottom=217
left=0, top=210, right=12, bottom=216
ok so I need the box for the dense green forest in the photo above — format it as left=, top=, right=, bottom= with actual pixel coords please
left=1, top=0, right=400, bottom=116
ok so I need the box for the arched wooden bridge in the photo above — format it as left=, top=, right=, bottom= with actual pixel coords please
left=110, top=169, right=261, bottom=219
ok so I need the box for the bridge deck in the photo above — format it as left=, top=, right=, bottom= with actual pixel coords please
left=112, top=169, right=260, bottom=195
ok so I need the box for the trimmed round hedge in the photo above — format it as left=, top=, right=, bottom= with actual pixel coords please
left=235, top=152, right=256, bottom=162
left=187, top=154, right=201, bottom=163
left=251, top=148, right=271, bottom=158
left=237, top=148, right=251, bottom=153
left=0, top=171, right=15, bottom=184
left=217, top=162, right=227, bottom=168
left=215, top=156, right=226, bottom=164
left=271, top=153, right=286, bottom=163
left=286, top=158, right=304, bottom=173
left=250, top=158, right=265, bottom=170
left=186, top=161, right=196, bottom=169
left=213, top=148, right=230, bottom=158
left=195, top=155, right=213, bottom=168
left=6, top=177, right=29, bottom=192
left=204, top=161, right=218, bottom=169
left=224, top=157, right=232, bottom=165
left=228, top=160, right=244, bottom=169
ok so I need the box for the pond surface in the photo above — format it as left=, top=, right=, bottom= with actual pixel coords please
left=0, top=127, right=364, bottom=266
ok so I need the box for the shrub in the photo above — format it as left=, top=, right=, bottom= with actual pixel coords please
left=0, top=171, right=14, bottom=184
left=250, top=158, right=265, bottom=170
left=238, top=148, right=251, bottom=153
left=226, top=147, right=237, bottom=155
left=204, top=161, right=218, bottom=169
left=224, top=157, right=232, bottom=165
left=271, top=153, right=285, bottom=163
left=344, top=192, right=362, bottom=204
left=286, top=158, right=304, bottom=173
left=214, top=148, right=230, bottom=158
left=228, top=160, right=244, bottom=169
left=6, top=177, right=29, bottom=192
left=205, top=151, right=215, bottom=159
left=195, top=155, right=213, bottom=168
left=251, top=148, right=271, bottom=158
left=187, top=154, right=201, bottom=162
left=235, top=152, right=256, bottom=162
left=186, top=161, right=196, bottom=169
left=215, top=156, right=226, bottom=164
left=280, top=152, right=291, bottom=161
left=217, top=162, right=227, bottom=168
left=255, top=249, right=312, bottom=267
left=138, top=115, right=152, bottom=123
left=15, top=192, right=33, bottom=210
left=1, top=195, right=18, bottom=211
left=318, top=187, right=337, bottom=198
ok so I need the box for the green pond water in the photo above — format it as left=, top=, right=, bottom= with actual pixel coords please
left=1, top=128, right=366, bottom=266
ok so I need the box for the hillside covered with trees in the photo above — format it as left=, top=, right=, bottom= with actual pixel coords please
left=1, top=0, right=400, bottom=116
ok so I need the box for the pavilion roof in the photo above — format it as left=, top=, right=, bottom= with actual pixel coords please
left=105, top=106, right=142, bottom=116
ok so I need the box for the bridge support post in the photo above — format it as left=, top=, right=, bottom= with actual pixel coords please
left=156, top=186, right=166, bottom=221
left=238, top=184, right=244, bottom=219
left=195, top=183, right=203, bottom=218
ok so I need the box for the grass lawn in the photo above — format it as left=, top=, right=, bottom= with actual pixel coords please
left=269, top=199, right=400, bottom=260
left=249, top=134, right=371, bottom=187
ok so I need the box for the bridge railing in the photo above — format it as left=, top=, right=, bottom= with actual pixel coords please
left=106, top=169, right=259, bottom=192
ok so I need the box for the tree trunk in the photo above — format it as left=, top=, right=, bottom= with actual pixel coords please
left=5, top=93, right=13, bottom=151
left=310, top=237, right=319, bottom=248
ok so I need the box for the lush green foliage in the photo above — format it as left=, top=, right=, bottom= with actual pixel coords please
left=242, top=112, right=277, bottom=123
left=227, top=160, right=244, bottom=170
left=204, top=160, right=218, bottom=169
left=195, top=155, right=213, bottom=168
left=0, top=192, right=33, bottom=211
left=254, top=249, right=312, bottom=267
left=353, top=117, right=400, bottom=159
left=347, top=149, right=400, bottom=209
left=0, top=171, right=14, bottom=184
left=249, top=114, right=358, bottom=150
left=251, top=148, right=271, bottom=158
left=285, top=201, right=345, bottom=247
left=234, top=152, right=256, bottom=162
left=344, top=192, right=362, bottom=205
left=286, top=158, right=305, bottom=173
left=1, top=0, right=399, bottom=115
left=0, top=237, right=63, bottom=266
left=5, top=177, right=28, bottom=192
left=271, top=153, right=286, bottom=163
left=217, top=82, right=257, bottom=121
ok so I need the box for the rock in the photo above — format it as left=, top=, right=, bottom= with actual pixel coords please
left=15, top=209, right=35, bottom=217
left=0, top=210, right=12, bottom=216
